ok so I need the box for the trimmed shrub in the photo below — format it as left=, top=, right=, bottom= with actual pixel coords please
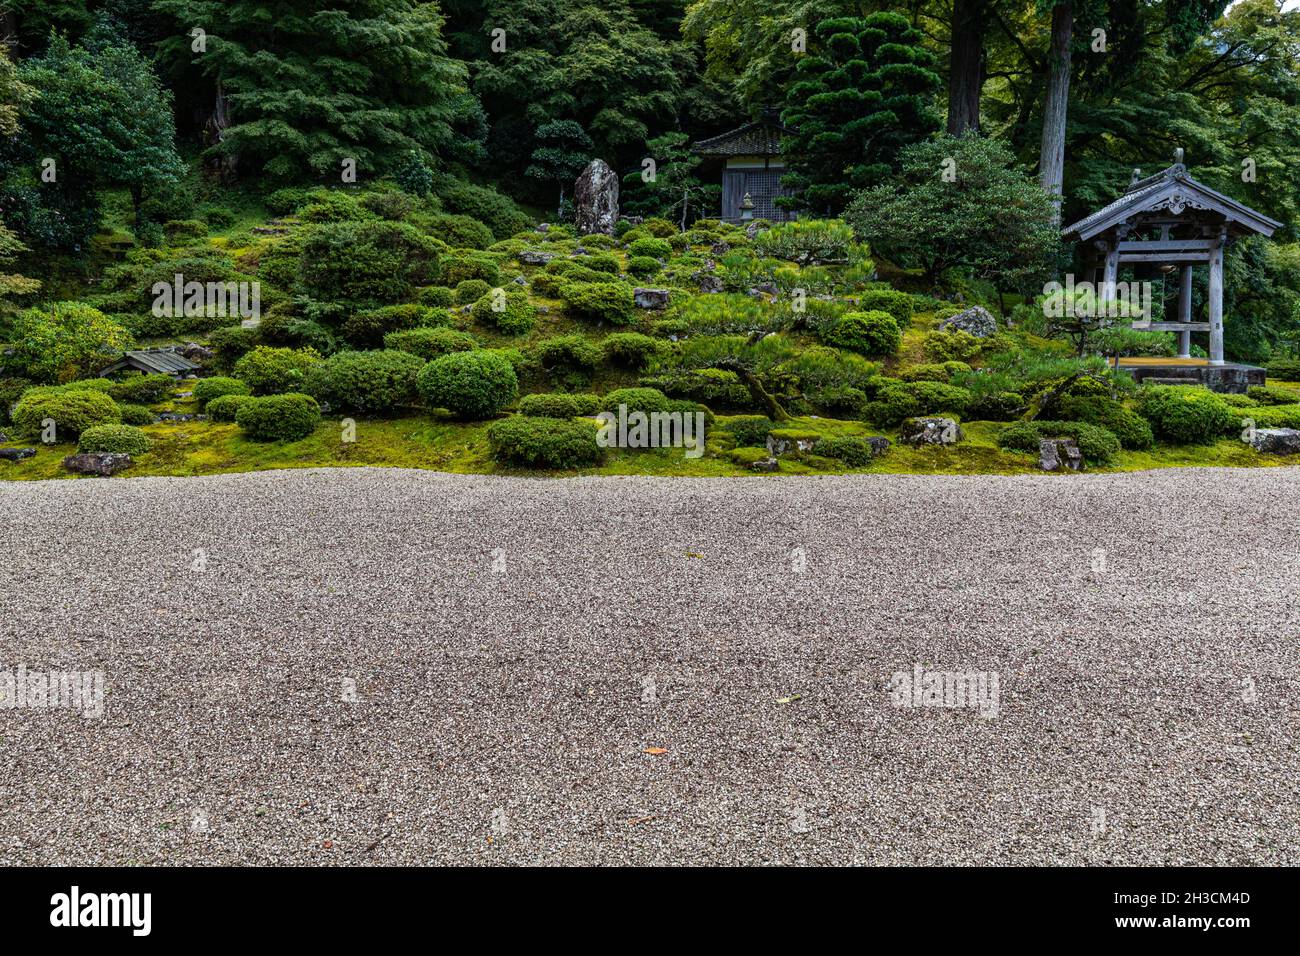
left=1057, top=394, right=1154, bottom=450
left=822, top=310, right=901, bottom=357
left=384, top=327, right=479, bottom=361
left=864, top=381, right=970, bottom=426
left=529, top=335, right=603, bottom=373
left=297, top=220, right=442, bottom=307
left=856, top=288, right=914, bottom=326
left=1137, top=385, right=1237, bottom=444
left=1239, top=404, right=1300, bottom=428
left=454, top=279, right=492, bottom=304
left=77, top=424, right=150, bottom=456
left=426, top=213, right=494, bottom=250
left=1266, top=358, right=1300, bottom=381
left=440, top=253, right=501, bottom=287
left=601, top=332, right=663, bottom=369
left=599, top=386, right=674, bottom=416
left=486, top=416, right=606, bottom=469
left=518, top=392, right=602, bottom=418
left=814, top=436, right=878, bottom=466
left=417, top=286, right=455, bottom=307
left=627, top=256, right=660, bottom=278
left=559, top=281, right=636, bottom=325
left=206, top=393, right=253, bottom=422
left=303, top=350, right=423, bottom=414
left=964, top=391, right=1025, bottom=422
left=117, top=403, right=156, bottom=425
left=233, top=346, right=322, bottom=395
left=11, top=387, right=121, bottom=439
left=417, top=349, right=518, bottom=419
left=235, top=393, right=322, bottom=441
left=0, top=377, right=33, bottom=426
left=340, top=303, right=444, bottom=347
left=208, top=325, right=259, bottom=372
left=626, top=237, right=672, bottom=259
left=997, top=419, right=1121, bottom=465
left=192, top=376, right=252, bottom=408
left=922, top=329, right=983, bottom=363
left=811, top=385, right=869, bottom=417
left=1247, top=384, right=1300, bottom=406
left=725, top=416, right=775, bottom=447
left=471, top=289, right=536, bottom=336
left=164, top=219, right=207, bottom=244
left=108, top=374, right=174, bottom=405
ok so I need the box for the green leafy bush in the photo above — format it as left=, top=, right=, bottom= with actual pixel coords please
left=752, top=219, right=866, bottom=264
left=922, top=329, right=984, bottom=363
left=471, top=289, right=536, bottom=335
left=235, top=393, right=322, bottom=441
left=1247, top=384, right=1300, bottom=405
left=518, top=392, right=602, bottom=418
left=486, top=416, right=605, bottom=468
left=1057, top=395, right=1154, bottom=450
left=559, top=281, right=636, bottom=325
left=304, top=350, right=423, bottom=414
left=724, top=416, right=775, bottom=447
left=117, top=403, right=156, bottom=425
left=964, top=391, right=1025, bottom=421
left=454, top=279, right=492, bottom=304
left=417, top=286, right=455, bottom=308
left=107, top=374, right=175, bottom=405
left=383, top=327, right=479, bottom=361
left=208, top=326, right=259, bottom=372
left=1266, top=358, right=1300, bottom=381
left=821, top=310, right=901, bottom=357
left=193, top=376, right=252, bottom=407
left=4, top=302, right=133, bottom=384
left=627, top=237, right=672, bottom=259
left=0, top=377, right=33, bottom=426
left=601, top=332, right=663, bottom=369
left=997, top=419, right=1121, bottom=464
left=814, top=436, right=879, bottom=466
left=417, top=349, right=518, bottom=419
left=856, top=288, right=914, bottom=326
left=206, top=394, right=252, bottom=422
left=440, top=253, right=501, bottom=287
left=425, top=213, right=494, bottom=250
left=340, top=303, right=443, bottom=347
left=1239, top=404, right=1300, bottom=428
left=11, top=387, right=121, bottom=439
left=77, top=424, right=150, bottom=456
left=864, top=381, right=970, bottom=426
left=297, top=220, right=441, bottom=309
left=529, top=335, right=603, bottom=373
left=233, top=346, right=322, bottom=395
left=627, top=256, right=660, bottom=278
left=1137, top=385, right=1237, bottom=444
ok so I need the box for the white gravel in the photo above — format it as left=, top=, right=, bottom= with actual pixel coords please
left=1, top=466, right=1298, bottom=865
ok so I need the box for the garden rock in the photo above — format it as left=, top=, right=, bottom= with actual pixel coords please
left=1038, top=438, right=1084, bottom=472
left=938, top=305, right=999, bottom=338
left=518, top=250, right=554, bottom=266
left=710, top=241, right=731, bottom=255
left=634, top=288, right=670, bottom=310
left=900, top=417, right=963, bottom=445
left=867, top=437, right=892, bottom=456
left=0, top=447, right=36, bottom=461
left=182, top=342, right=214, bottom=361
left=766, top=432, right=821, bottom=457
left=749, top=457, right=779, bottom=472
left=1244, top=427, right=1300, bottom=454
left=63, top=452, right=132, bottom=476
left=694, top=273, right=724, bottom=294
left=512, top=275, right=527, bottom=286
left=573, top=159, right=619, bottom=236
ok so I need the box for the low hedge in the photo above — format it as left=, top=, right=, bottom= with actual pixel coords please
left=11, top=387, right=121, bottom=440
left=77, top=424, right=151, bottom=456
left=470, top=288, right=536, bottom=336
left=303, top=349, right=424, bottom=414
left=1056, top=394, right=1154, bottom=451
left=192, top=376, right=252, bottom=408
left=518, top=392, right=602, bottom=418
left=206, top=393, right=253, bottom=422
left=383, top=327, right=479, bottom=361
left=601, top=332, right=663, bottom=369
left=814, top=435, right=879, bottom=466
left=863, top=381, right=970, bottom=427
left=1266, top=358, right=1300, bottom=381
left=1247, top=384, right=1300, bottom=406
left=724, top=415, right=775, bottom=447
left=118, top=403, right=156, bottom=425
left=417, top=349, right=518, bottom=419
left=821, top=310, right=901, bottom=357
left=1137, top=385, right=1237, bottom=444
left=235, top=393, right=322, bottom=441
left=486, top=415, right=606, bottom=469
left=559, top=280, right=636, bottom=325
left=997, top=419, right=1122, bottom=464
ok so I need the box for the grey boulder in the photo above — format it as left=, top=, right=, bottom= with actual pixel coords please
left=938, top=305, right=999, bottom=338
left=900, top=417, right=963, bottom=445
left=1245, top=427, right=1300, bottom=454
left=634, top=288, right=670, bottom=310
left=63, top=452, right=133, bottom=476
left=1038, top=438, right=1084, bottom=471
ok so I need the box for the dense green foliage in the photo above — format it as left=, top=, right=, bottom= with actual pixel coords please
left=487, top=415, right=606, bottom=468
left=235, top=392, right=322, bottom=441
left=77, top=423, right=151, bottom=455
left=417, top=348, right=518, bottom=419
left=304, top=349, right=424, bottom=415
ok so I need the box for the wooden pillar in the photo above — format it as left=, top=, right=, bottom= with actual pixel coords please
left=1177, top=265, right=1193, bottom=359
left=1102, top=244, right=1119, bottom=301
left=1208, top=239, right=1225, bottom=366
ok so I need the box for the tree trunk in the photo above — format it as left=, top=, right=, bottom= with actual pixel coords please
left=710, top=360, right=789, bottom=421
left=680, top=187, right=689, bottom=231
left=1038, top=1, right=1073, bottom=225
left=946, top=0, right=986, bottom=135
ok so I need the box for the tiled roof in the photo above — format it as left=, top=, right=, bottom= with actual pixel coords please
left=692, top=119, right=788, bottom=157
left=101, top=349, right=200, bottom=376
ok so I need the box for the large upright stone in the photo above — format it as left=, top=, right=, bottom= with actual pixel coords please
left=573, top=159, right=619, bottom=236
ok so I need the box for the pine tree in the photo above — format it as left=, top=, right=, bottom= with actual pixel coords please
left=779, top=13, right=942, bottom=214
left=525, top=120, right=594, bottom=214
left=0, top=47, right=40, bottom=304
left=153, top=0, right=481, bottom=181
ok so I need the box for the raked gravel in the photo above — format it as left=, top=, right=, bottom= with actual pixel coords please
left=1, top=466, right=1299, bottom=865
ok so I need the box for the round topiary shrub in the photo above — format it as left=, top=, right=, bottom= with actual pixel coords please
left=626, top=255, right=660, bottom=278
left=1137, top=385, right=1237, bottom=445
left=726, top=415, right=775, bottom=447
left=626, top=236, right=672, bottom=259
left=303, top=349, right=424, bottom=414
left=454, top=279, right=492, bottom=305
left=235, top=393, right=322, bottom=441
left=108, top=374, right=174, bottom=405
left=117, top=403, right=156, bottom=425
left=340, top=303, right=442, bottom=347
left=417, top=286, right=455, bottom=307
left=486, top=416, right=606, bottom=468
left=77, top=424, right=151, bottom=456
left=471, top=288, right=536, bottom=336
left=822, top=310, right=901, bottom=357
left=1057, top=394, right=1154, bottom=450
left=193, top=376, right=252, bottom=408
left=518, top=392, right=602, bottom=418
left=559, top=281, right=636, bottom=325
left=440, top=253, right=501, bottom=287
left=814, top=436, right=879, bottom=467
left=383, top=327, right=479, bottom=361
left=863, top=381, right=970, bottom=426
left=417, top=349, right=518, bottom=420
left=600, top=332, right=662, bottom=369
left=206, top=393, right=253, bottom=422
left=11, top=387, right=121, bottom=440
left=232, top=346, right=322, bottom=395
left=856, top=288, right=914, bottom=326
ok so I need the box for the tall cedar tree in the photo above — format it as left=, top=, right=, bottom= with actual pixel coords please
left=153, top=0, right=480, bottom=181
left=0, top=45, right=39, bottom=303
left=779, top=13, right=942, bottom=215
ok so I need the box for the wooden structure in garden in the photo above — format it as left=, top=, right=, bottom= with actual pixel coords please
left=1062, top=150, right=1281, bottom=392
left=692, top=113, right=796, bottom=224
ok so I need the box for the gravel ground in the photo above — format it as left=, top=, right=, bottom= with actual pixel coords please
left=1, top=466, right=1298, bottom=866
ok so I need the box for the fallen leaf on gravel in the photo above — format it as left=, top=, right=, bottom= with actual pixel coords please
left=643, top=747, right=668, bottom=755
left=776, top=694, right=803, bottom=705
left=322, top=840, right=333, bottom=849
left=628, top=816, right=656, bottom=826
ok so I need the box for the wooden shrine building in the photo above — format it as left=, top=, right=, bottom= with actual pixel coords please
left=692, top=113, right=796, bottom=224
left=1062, top=149, right=1281, bottom=391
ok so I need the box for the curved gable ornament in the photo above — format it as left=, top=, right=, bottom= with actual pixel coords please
left=1151, top=192, right=1210, bottom=216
